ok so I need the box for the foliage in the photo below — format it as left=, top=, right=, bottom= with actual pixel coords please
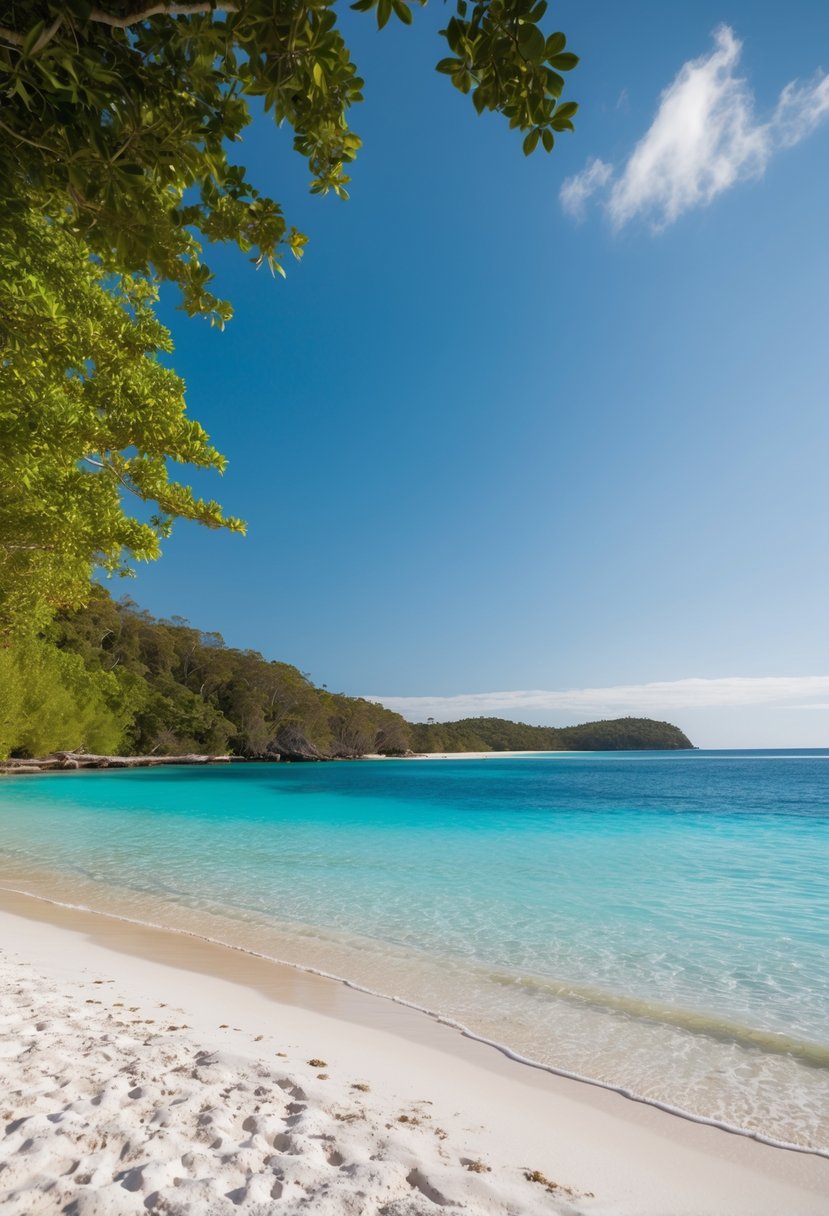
left=555, top=718, right=693, bottom=750
left=0, top=0, right=579, bottom=322
left=0, top=587, right=412, bottom=759
left=0, top=205, right=243, bottom=634
left=408, top=716, right=694, bottom=752
left=0, top=590, right=693, bottom=759
left=0, top=633, right=135, bottom=758
left=0, top=1, right=578, bottom=634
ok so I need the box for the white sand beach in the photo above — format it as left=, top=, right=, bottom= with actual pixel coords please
left=364, top=752, right=553, bottom=761
left=1, top=889, right=828, bottom=1215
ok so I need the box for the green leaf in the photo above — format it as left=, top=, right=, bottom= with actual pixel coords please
left=545, top=32, right=566, bottom=58
left=553, top=101, right=578, bottom=121
left=21, top=21, right=45, bottom=58
left=518, top=24, right=546, bottom=65
left=523, top=128, right=539, bottom=155
left=377, top=0, right=393, bottom=28
left=545, top=69, right=564, bottom=98
left=12, top=78, right=32, bottom=105
left=548, top=52, right=580, bottom=72
left=436, top=57, right=462, bottom=75
left=392, top=0, right=413, bottom=24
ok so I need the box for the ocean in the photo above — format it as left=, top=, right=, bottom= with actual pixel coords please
left=1, top=750, right=827, bottom=1152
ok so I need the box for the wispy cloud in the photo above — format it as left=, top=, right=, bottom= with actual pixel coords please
left=560, top=25, right=829, bottom=229
left=559, top=157, right=613, bottom=221
left=367, top=676, right=829, bottom=722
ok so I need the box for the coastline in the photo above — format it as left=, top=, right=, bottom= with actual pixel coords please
left=0, top=750, right=555, bottom=776
left=3, top=748, right=708, bottom=777
left=362, top=750, right=558, bottom=760
left=2, top=886, right=828, bottom=1214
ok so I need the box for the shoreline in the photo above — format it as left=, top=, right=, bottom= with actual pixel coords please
left=3, top=881, right=828, bottom=1158
left=1, top=885, right=828, bottom=1214
left=4, top=748, right=703, bottom=777
left=361, top=750, right=561, bottom=760
left=0, top=750, right=557, bottom=776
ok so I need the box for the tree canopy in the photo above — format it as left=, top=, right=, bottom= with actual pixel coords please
left=0, top=203, right=243, bottom=633
left=1, top=1, right=579, bottom=320
left=0, top=1, right=579, bottom=636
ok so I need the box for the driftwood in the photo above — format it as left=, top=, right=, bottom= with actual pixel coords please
left=0, top=752, right=231, bottom=775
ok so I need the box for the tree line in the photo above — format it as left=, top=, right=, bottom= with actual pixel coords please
left=408, top=716, right=694, bottom=752
left=0, top=589, right=410, bottom=760
left=0, top=589, right=692, bottom=759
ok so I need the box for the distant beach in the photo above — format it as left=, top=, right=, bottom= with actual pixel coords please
left=366, top=749, right=553, bottom=760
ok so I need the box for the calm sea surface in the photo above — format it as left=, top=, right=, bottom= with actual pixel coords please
left=1, top=750, right=828, bottom=1150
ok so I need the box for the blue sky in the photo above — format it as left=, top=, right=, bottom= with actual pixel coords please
left=129, top=1, right=829, bottom=747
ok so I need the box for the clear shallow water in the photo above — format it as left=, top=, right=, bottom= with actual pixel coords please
left=1, top=750, right=828, bottom=1150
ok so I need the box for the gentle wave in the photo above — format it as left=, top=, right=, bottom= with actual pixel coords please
left=484, top=969, right=829, bottom=1070
left=3, top=882, right=828, bottom=1161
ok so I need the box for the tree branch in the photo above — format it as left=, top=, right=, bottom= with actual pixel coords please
left=0, top=119, right=60, bottom=157
left=1, top=543, right=57, bottom=552
left=32, top=13, right=65, bottom=54
left=87, top=3, right=240, bottom=29
left=0, top=4, right=238, bottom=46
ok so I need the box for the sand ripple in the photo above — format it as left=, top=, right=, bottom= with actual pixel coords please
left=0, top=955, right=587, bottom=1215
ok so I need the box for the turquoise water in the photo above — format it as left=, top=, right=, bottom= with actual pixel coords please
left=1, top=750, right=828, bottom=1149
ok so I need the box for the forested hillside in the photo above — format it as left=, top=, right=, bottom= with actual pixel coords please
left=408, top=716, right=693, bottom=752
left=0, top=590, right=409, bottom=761
left=0, top=590, right=693, bottom=760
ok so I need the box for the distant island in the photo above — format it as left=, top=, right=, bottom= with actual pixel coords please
left=0, top=589, right=692, bottom=763
left=408, top=716, right=693, bottom=753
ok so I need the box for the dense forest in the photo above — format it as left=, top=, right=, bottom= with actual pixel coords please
left=0, top=589, right=410, bottom=762
left=0, top=590, right=692, bottom=760
left=408, top=717, right=693, bottom=752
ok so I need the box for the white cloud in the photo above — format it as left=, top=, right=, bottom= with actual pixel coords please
left=559, top=156, right=612, bottom=221
left=366, top=676, right=829, bottom=722
left=560, top=25, right=829, bottom=229
left=775, top=72, right=829, bottom=146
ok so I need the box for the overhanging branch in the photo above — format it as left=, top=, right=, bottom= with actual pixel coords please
left=88, top=3, right=240, bottom=29
left=0, top=4, right=239, bottom=48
